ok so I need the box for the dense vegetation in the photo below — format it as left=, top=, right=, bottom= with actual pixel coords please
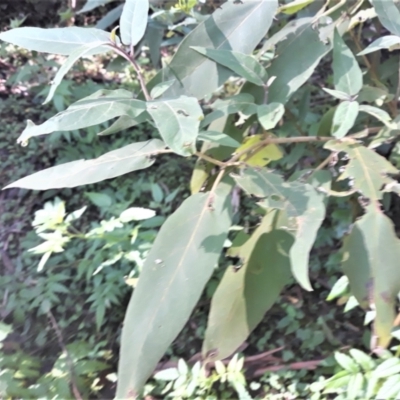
left=3, top=0, right=400, bottom=399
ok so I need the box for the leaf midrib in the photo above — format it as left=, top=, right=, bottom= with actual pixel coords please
left=175, top=0, right=268, bottom=82
left=129, top=194, right=217, bottom=389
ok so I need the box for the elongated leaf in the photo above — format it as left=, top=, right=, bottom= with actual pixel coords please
left=150, top=80, right=174, bottom=99
left=268, top=20, right=332, bottom=104
left=145, top=20, right=164, bottom=67
left=0, top=27, right=110, bottom=55
left=147, top=96, right=203, bottom=156
left=342, top=204, right=400, bottom=347
left=357, top=85, right=391, bottom=106
left=359, top=104, right=395, bottom=128
left=201, top=94, right=257, bottom=128
left=191, top=47, right=268, bottom=86
left=44, top=42, right=109, bottom=104
left=376, top=374, right=400, bottom=398
left=233, top=168, right=326, bottom=290
left=333, top=30, right=363, bottom=96
left=98, top=114, right=147, bottom=136
left=96, top=4, right=124, bottom=30
left=148, top=0, right=278, bottom=99
left=278, top=0, right=315, bottom=14
left=198, top=131, right=240, bottom=148
left=4, top=139, right=164, bottom=190
left=259, top=17, right=311, bottom=56
left=325, top=140, right=399, bottom=201
left=78, top=0, right=114, bottom=13
left=17, top=89, right=146, bottom=143
left=203, top=217, right=292, bottom=361
left=347, top=373, right=364, bottom=400
left=323, top=88, right=353, bottom=101
left=335, top=352, right=360, bottom=373
left=371, top=0, right=400, bottom=36
left=331, top=101, right=359, bottom=138
left=358, top=35, right=400, bottom=55
left=257, top=103, right=284, bottom=130
left=120, top=0, right=149, bottom=46
left=116, top=181, right=233, bottom=398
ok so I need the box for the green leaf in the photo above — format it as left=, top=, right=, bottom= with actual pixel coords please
left=44, top=42, right=109, bottom=104
left=323, top=88, right=353, bottom=101
left=376, top=374, right=400, bottom=398
left=358, top=35, right=400, bottom=55
left=348, top=349, right=376, bottom=371
left=203, top=212, right=292, bottom=361
left=357, top=85, right=391, bottom=106
left=327, top=275, right=349, bottom=301
left=120, top=0, right=149, bottom=46
left=371, top=0, right=400, bottom=36
left=201, top=94, right=257, bottom=129
left=4, top=139, right=164, bottom=190
left=278, top=0, right=315, bottom=14
left=96, top=4, right=124, bottom=30
left=191, top=47, right=268, bottom=86
left=268, top=19, right=332, bottom=104
left=333, top=30, right=363, bottom=96
left=347, top=373, right=364, bottom=400
left=373, top=358, right=400, bottom=378
left=335, top=352, right=360, bottom=373
left=318, top=106, right=336, bottom=136
left=324, top=370, right=352, bottom=392
left=17, top=89, right=146, bottom=143
left=117, top=181, right=233, bottom=397
left=119, top=207, right=155, bottom=222
left=331, top=101, right=359, bottom=138
left=257, top=103, right=284, bottom=130
left=147, top=96, right=203, bottom=156
left=198, top=131, right=240, bottom=148
left=85, top=192, right=112, bottom=208
left=324, top=140, right=398, bottom=201
left=145, top=21, right=164, bottom=67
left=232, top=168, right=327, bottom=291
left=359, top=104, right=395, bottom=128
left=259, top=17, right=311, bottom=56
left=341, top=205, right=400, bottom=348
left=78, top=0, right=115, bottom=13
left=147, top=0, right=278, bottom=99
left=150, top=80, right=175, bottom=99
left=154, top=368, right=180, bottom=381
left=98, top=114, right=148, bottom=136
left=0, top=27, right=111, bottom=55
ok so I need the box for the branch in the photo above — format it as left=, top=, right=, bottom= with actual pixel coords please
left=47, top=310, right=83, bottom=400
left=195, top=151, right=226, bottom=167
left=228, top=135, right=333, bottom=166
left=108, top=42, right=152, bottom=101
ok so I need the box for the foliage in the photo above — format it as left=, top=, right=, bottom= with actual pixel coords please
left=149, top=354, right=250, bottom=399
left=319, top=349, right=400, bottom=399
left=3, top=0, right=400, bottom=398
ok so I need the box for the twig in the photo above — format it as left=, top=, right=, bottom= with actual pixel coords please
left=195, top=151, right=226, bottom=167
left=47, top=310, right=83, bottom=400
left=108, top=43, right=151, bottom=101
left=229, top=136, right=333, bottom=166
left=209, top=168, right=226, bottom=197
left=253, top=359, right=323, bottom=377
left=314, top=0, right=346, bottom=21
left=313, top=153, right=335, bottom=175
